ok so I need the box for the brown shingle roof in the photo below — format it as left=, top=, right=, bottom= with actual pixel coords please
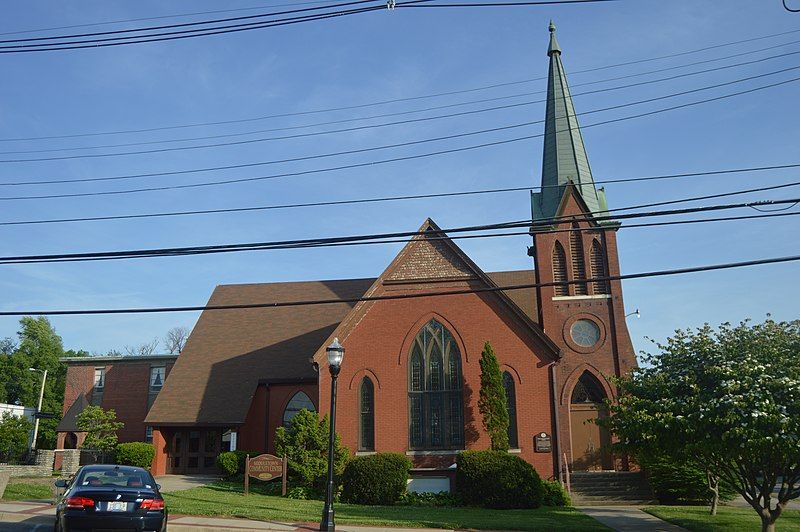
left=145, top=271, right=540, bottom=426
left=145, top=278, right=374, bottom=426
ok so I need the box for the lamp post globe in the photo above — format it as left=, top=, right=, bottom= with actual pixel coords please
left=320, top=338, right=344, bottom=531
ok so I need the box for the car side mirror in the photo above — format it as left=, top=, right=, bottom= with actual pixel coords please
left=54, top=479, right=67, bottom=488
left=156, top=484, right=161, bottom=490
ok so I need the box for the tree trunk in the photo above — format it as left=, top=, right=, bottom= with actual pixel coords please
left=707, top=471, right=719, bottom=516
left=761, top=518, right=776, bottom=532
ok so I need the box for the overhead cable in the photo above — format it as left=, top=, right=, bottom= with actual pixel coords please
left=2, top=75, right=798, bottom=201
left=0, top=253, right=797, bottom=315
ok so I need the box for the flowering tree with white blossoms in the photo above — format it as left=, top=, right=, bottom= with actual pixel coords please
left=604, top=319, right=800, bottom=532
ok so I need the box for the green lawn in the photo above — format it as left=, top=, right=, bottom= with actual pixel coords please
left=644, top=506, right=800, bottom=531
left=163, top=482, right=607, bottom=530
left=2, top=482, right=53, bottom=501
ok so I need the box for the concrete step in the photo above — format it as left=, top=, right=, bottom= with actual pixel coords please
left=567, top=471, right=654, bottom=504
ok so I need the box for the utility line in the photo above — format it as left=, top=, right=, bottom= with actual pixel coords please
left=3, top=37, right=797, bottom=144
left=3, top=51, right=798, bottom=159
left=0, top=0, right=383, bottom=45
left=2, top=197, right=798, bottom=264
left=0, top=1, right=349, bottom=38
left=1, top=254, right=797, bottom=316
left=2, top=75, right=797, bottom=201
left=1, top=165, right=797, bottom=227
left=0, top=4, right=393, bottom=54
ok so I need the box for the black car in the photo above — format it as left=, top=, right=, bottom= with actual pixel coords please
left=54, top=464, right=168, bottom=532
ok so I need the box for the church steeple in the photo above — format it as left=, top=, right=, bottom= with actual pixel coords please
left=532, top=21, right=608, bottom=224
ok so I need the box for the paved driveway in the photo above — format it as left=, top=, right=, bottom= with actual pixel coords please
left=155, top=474, right=221, bottom=492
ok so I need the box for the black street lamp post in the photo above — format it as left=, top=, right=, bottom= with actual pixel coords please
left=320, top=337, right=344, bottom=532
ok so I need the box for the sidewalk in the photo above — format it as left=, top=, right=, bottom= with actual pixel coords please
left=578, top=506, right=688, bottom=532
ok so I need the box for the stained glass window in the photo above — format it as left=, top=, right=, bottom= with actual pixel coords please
left=283, top=391, right=316, bottom=427
left=503, top=372, right=519, bottom=449
left=408, top=319, right=464, bottom=450
left=571, top=372, right=606, bottom=404
left=359, top=377, right=375, bottom=451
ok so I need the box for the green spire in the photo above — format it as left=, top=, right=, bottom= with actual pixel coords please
left=532, top=21, right=605, bottom=223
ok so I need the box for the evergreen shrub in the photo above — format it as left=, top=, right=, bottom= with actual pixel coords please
left=398, top=490, right=461, bottom=507
left=540, top=479, right=571, bottom=506
left=115, top=442, right=155, bottom=469
left=641, top=455, right=737, bottom=505
left=216, top=451, right=239, bottom=477
left=341, top=453, right=411, bottom=505
left=456, top=450, right=543, bottom=509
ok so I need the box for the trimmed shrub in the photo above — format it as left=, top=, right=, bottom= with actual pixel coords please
left=275, top=409, right=349, bottom=491
left=641, top=455, right=736, bottom=505
left=216, top=451, right=239, bottom=477
left=342, top=453, right=411, bottom=505
left=115, top=442, right=155, bottom=469
left=398, top=490, right=461, bottom=507
left=541, top=479, right=571, bottom=507
left=456, top=450, right=543, bottom=509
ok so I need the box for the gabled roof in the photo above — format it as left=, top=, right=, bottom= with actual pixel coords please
left=145, top=278, right=373, bottom=426
left=56, top=394, right=89, bottom=433
left=145, top=220, right=550, bottom=427
left=534, top=21, right=604, bottom=223
left=312, top=218, right=560, bottom=366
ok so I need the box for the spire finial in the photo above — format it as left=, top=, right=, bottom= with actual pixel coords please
left=547, top=20, right=561, bottom=56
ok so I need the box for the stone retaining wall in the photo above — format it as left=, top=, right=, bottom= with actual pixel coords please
left=0, top=449, right=54, bottom=477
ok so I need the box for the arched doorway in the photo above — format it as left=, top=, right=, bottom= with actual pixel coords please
left=64, top=432, right=78, bottom=449
left=569, top=371, right=612, bottom=470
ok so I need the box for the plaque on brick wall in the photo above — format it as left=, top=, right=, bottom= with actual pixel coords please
left=534, top=432, right=551, bottom=453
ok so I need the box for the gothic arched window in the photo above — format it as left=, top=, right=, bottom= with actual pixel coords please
left=359, top=377, right=375, bottom=451
left=570, top=223, right=588, bottom=295
left=408, top=319, right=464, bottom=450
left=552, top=242, right=569, bottom=296
left=503, top=372, right=519, bottom=449
left=590, top=239, right=609, bottom=294
left=282, top=391, right=315, bottom=427
left=571, top=372, right=606, bottom=404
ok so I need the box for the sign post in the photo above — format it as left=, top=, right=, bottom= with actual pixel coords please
left=243, top=453, right=287, bottom=497
left=244, top=454, right=250, bottom=496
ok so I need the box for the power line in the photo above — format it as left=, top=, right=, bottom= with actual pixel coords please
left=2, top=75, right=798, bottom=201
left=2, top=196, right=798, bottom=264
left=0, top=1, right=347, bottom=38
left=0, top=253, right=797, bottom=316
left=0, top=3, right=393, bottom=54
left=4, top=52, right=799, bottom=160
left=1, top=164, right=797, bottom=227
left=0, top=0, right=382, bottom=45
left=2, top=30, right=797, bottom=142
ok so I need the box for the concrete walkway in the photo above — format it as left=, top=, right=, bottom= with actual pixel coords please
left=578, top=506, right=688, bottom=532
left=154, top=474, right=221, bottom=492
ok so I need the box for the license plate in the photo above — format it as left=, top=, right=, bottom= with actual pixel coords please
left=107, top=501, right=127, bottom=512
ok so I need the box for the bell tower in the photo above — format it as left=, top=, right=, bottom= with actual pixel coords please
left=529, top=22, right=637, bottom=471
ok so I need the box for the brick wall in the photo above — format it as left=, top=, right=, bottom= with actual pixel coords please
left=531, top=187, right=637, bottom=471
left=317, top=281, right=559, bottom=479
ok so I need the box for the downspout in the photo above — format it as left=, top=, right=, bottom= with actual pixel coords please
left=549, top=362, right=563, bottom=482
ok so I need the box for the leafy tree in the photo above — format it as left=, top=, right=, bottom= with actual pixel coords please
left=2, top=317, right=69, bottom=449
left=77, top=405, right=124, bottom=452
left=0, top=412, right=32, bottom=460
left=274, top=409, right=349, bottom=492
left=603, top=319, right=800, bottom=532
left=477, top=342, right=509, bottom=450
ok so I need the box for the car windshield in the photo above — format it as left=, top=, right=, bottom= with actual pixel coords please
left=76, top=468, right=154, bottom=489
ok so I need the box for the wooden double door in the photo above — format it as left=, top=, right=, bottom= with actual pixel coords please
left=168, top=429, right=221, bottom=474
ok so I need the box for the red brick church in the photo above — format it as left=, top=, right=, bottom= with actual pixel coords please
left=59, top=23, right=637, bottom=485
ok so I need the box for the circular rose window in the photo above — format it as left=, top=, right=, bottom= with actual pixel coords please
left=570, top=319, right=601, bottom=348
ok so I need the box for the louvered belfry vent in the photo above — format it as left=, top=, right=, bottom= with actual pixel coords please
left=570, top=223, right=588, bottom=295
left=591, top=239, right=610, bottom=294
left=552, top=241, right=569, bottom=296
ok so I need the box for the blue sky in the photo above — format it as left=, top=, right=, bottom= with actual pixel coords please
left=0, top=0, right=797, bottom=357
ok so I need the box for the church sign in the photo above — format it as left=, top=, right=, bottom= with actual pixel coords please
left=534, top=432, right=552, bottom=453
left=244, top=454, right=287, bottom=496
